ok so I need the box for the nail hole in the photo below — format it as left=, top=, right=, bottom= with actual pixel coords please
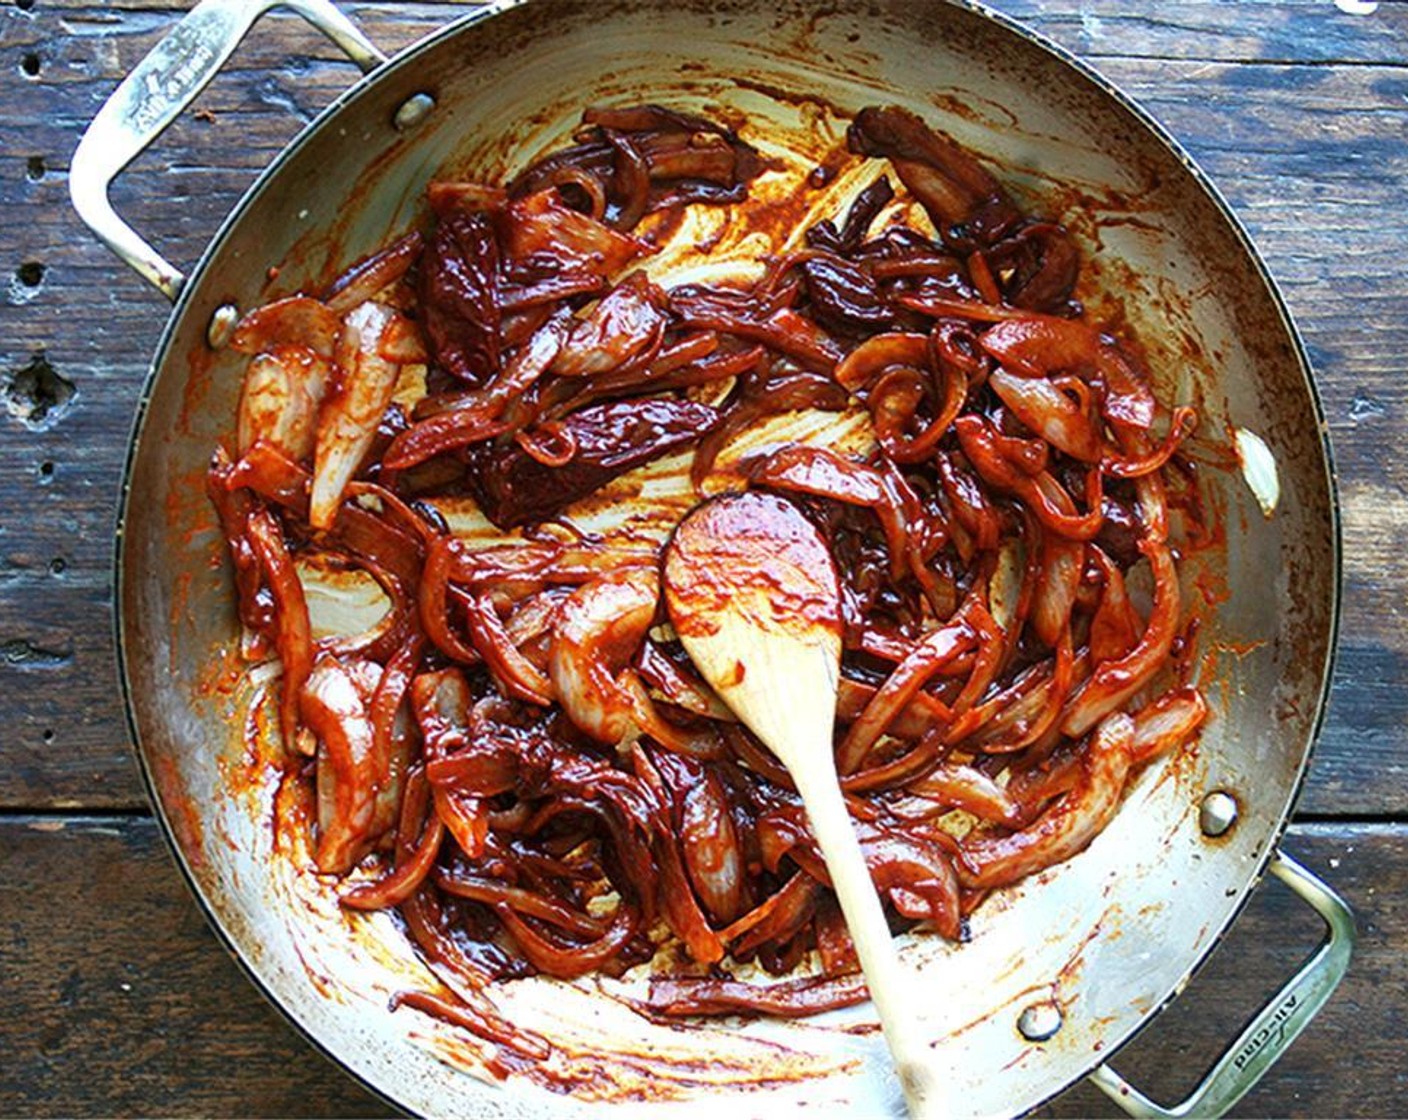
left=6, top=353, right=76, bottom=430
left=20, top=52, right=41, bottom=78
left=16, top=261, right=45, bottom=287
left=38, top=460, right=54, bottom=479
left=49, top=557, right=66, bottom=575
left=17, top=0, right=37, bottom=10
left=42, top=729, right=54, bottom=742
left=26, top=156, right=45, bottom=181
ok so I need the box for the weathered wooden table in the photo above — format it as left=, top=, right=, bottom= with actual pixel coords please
left=2, top=1, right=1404, bottom=1115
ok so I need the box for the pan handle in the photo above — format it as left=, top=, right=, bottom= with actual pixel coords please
left=70, top=0, right=385, bottom=302
left=1088, top=850, right=1355, bottom=1118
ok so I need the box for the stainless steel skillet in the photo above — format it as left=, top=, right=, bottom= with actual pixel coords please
left=72, top=1, right=1353, bottom=1116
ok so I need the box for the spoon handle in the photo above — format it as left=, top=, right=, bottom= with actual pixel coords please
left=793, top=764, right=943, bottom=1119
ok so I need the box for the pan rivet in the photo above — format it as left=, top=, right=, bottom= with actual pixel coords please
left=1200, top=790, right=1239, bottom=837
left=394, top=93, right=436, bottom=131
left=1017, top=1001, right=1063, bottom=1042
left=207, top=303, right=239, bottom=350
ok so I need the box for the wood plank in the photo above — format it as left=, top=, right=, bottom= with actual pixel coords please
left=10, top=0, right=1407, bottom=66
left=0, top=814, right=393, bottom=1118
left=0, top=816, right=1393, bottom=1117
left=1001, top=0, right=1408, bottom=64
left=1, top=2, right=1406, bottom=812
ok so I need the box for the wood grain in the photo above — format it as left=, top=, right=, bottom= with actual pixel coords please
left=1004, top=0, right=1408, bottom=64
left=1, top=3, right=1405, bottom=1116
left=0, top=817, right=1394, bottom=1118
left=0, top=815, right=392, bottom=1119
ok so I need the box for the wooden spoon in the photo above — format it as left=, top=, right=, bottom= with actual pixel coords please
left=662, top=490, right=940, bottom=1119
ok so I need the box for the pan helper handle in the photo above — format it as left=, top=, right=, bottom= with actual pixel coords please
left=70, top=0, right=385, bottom=302
left=1088, top=850, right=1355, bottom=1118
